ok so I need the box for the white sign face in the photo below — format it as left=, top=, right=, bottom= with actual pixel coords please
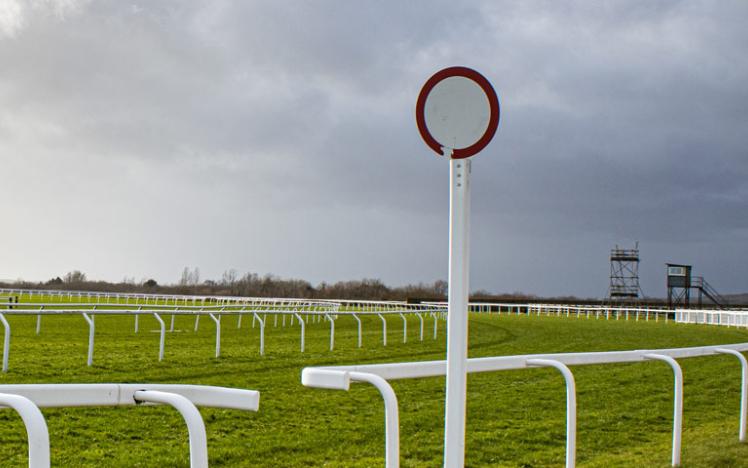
left=423, top=76, right=492, bottom=150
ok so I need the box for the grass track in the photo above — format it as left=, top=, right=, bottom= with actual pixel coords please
left=1, top=308, right=748, bottom=466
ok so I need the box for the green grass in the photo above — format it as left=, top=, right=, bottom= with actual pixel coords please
left=1, top=307, right=748, bottom=467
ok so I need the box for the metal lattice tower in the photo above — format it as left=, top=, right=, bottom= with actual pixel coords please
left=609, top=242, right=643, bottom=301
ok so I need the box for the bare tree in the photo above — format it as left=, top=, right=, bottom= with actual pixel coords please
left=63, top=271, right=86, bottom=284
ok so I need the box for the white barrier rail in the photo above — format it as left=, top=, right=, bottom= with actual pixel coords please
left=676, top=308, right=748, bottom=327
left=0, top=383, right=260, bottom=468
left=302, top=342, right=748, bottom=468
left=425, top=301, right=679, bottom=322
left=0, top=303, right=446, bottom=372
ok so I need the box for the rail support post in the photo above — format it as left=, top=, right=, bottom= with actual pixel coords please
left=399, top=313, right=407, bottom=343
left=349, top=372, right=400, bottom=468
left=416, top=313, right=424, bottom=341
left=378, top=313, right=387, bottom=347
left=0, top=392, right=50, bottom=468
left=36, top=307, right=43, bottom=335
left=294, top=313, right=305, bottom=352
left=716, top=348, right=748, bottom=442
left=253, top=313, right=265, bottom=356
left=82, top=312, right=95, bottom=367
left=325, top=314, right=335, bottom=351
left=133, top=390, right=209, bottom=468
left=153, top=313, right=166, bottom=361
left=0, top=313, right=9, bottom=372
left=352, top=313, right=362, bottom=348
left=209, top=313, right=220, bottom=358
left=527, top=359, right=577, bottom=468
left=134, top=306, right=142, bottom=333
left=644, top=353, right=683, bottom=467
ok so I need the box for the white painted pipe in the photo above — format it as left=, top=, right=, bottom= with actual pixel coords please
left=644, top=354, right=683, bottom=467
left=527, top=359, right=577, bottom=468
left=133, top=390, right=208, bottom=468
left=352, top=314, right=362, bottom=348
left=0, top=313, right=9, bottom=372
left=253, top=313, right=265, bottom=356
left=209, top=314, right=220, bottom=358
left=349, top=372, right=400, bottom=468
left=416, top=313, right=424, bottom=341
left=82, top=313, right=94, bottom=367
left=444, top=157, right=471, bottom=468
left=325, top=314, right=335, bottom=351
left=0, top=392, right=50, bottom=468
left=399, top=313, right=407, bottom=344
left=716, top=348, right=747, bottom=442
left=378, top=313, right=387, bottom=347
left=153, top=313, right=165, bottom=361
left=294, top=313, right=305, bottom=352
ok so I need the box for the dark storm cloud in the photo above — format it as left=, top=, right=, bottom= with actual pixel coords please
left=1, top=0, right=746, bottom=297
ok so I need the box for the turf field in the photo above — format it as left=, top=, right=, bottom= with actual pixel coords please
left=1, top=305, right=748, bottom=467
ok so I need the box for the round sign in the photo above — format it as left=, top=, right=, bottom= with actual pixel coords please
left=415, top=66, right=500, bottom=159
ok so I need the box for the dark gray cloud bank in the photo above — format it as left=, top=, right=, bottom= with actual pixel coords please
left=1, top=1, right=746, bottom=298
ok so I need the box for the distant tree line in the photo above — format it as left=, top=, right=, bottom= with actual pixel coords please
left=0, top=268, right=548, bottom=302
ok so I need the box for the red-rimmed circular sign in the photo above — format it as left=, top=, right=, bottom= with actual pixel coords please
left=416, top=66, right=500, bottom=159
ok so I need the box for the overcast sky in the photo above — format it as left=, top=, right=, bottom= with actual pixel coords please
left=1, top=1, right=746, bottom=298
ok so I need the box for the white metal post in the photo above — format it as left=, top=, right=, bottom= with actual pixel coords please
left=352, top=314, right=362, bottom=348
left=153, top=313, right=165, bottom=361
left=349, top=372, right=400, bottom=468
left=82, top=312, right=94, bottom=367
left=378, top=313, right=387, bottom=347
left=527, top=359, right=577, bottom=468
left=326, top=314, right=335, bottom=351
left=417, top=313, right=424, bottom=341
left=399, top=313, right=407, bottom=343
left=716, top=348, right=748, bottom=441
left=0, top=313, right=9, bottom=372
left=209, top=313, right=220, bottom=358
left=444, top=155, right=471, bottom=468
left=0, top=393, right=50, bottom=468
left=133, top=390, right=208, bottom=468
left=644, top=354, right=683, bottom=467
left=295, top=313, right=305, bottom=352
left=253, top=313, right=265, bottom=356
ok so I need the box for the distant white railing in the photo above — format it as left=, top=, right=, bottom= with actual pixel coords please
left=675, top=308, right=748, bottom=327
left=426, top=301, right=677, bottom=322
left=302, top=342, right=748, bottom=468
left=0, top=383, right=260, bottom=468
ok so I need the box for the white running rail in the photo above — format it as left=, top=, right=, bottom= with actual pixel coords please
left=0, top=383, right=260, bottom=468
left=0, top=302, right=445, bottom=372
left=302, top=342, right=748, bottom=468
left=675, top=308, right=748, bottom=327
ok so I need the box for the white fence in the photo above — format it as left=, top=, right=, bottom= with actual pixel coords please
left=676, top=308, right=748, bottom=327
left=302, top=342, right=748, bottom=468
left=0, top=301, right=446, bottom=372
left=0, top=383, right=260, bottom=468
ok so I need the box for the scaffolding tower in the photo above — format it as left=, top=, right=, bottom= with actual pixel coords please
left=609, top=242, right=644, bottom=301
